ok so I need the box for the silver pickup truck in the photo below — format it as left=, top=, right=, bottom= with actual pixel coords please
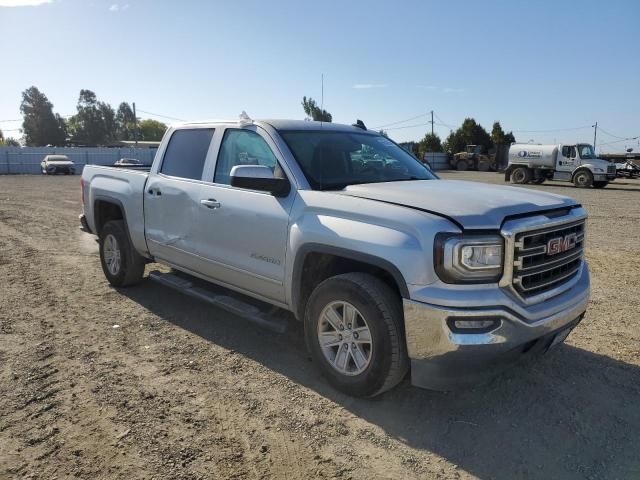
left=80, top=117, right=590, bottom=397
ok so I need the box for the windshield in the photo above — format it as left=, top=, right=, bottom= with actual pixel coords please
left=280, top=130, right=437, bottom=190
left=577, top=144, right=596, bottom=159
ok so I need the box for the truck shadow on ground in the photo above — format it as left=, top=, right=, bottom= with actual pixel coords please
left=121, top=280, right=640, bottom=480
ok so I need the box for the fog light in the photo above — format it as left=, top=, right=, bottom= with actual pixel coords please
left=448, top=318, right=500, bottom=333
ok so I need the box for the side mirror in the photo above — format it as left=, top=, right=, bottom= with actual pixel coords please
left=229, top=165, right=290, bottom=197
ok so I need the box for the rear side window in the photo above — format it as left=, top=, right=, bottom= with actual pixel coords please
left=160, top=128, right=214, bottom=180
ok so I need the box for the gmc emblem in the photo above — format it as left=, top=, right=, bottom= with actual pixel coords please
left=547, top=233, right=578, bottom=256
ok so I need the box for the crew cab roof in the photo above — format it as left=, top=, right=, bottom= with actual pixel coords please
left=177, top=119, right=375, bottom=134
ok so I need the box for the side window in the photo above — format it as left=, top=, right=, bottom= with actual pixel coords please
left=214, top=129, right=277, bottom=185
left=160, top=128, right=214, bottom=180
left=562, top=146, right=570, bottom=157
left=569, top=146, right=577, bottom=158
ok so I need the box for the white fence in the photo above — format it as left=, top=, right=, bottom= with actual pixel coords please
left=0, top=147, right=450, bottom=175
left=422, top=152, right=449, bottom=170
left=0, top=147, right=157, bottom=175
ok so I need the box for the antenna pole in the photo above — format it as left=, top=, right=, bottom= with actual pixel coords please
left=592, top=121, right=598, bottom=150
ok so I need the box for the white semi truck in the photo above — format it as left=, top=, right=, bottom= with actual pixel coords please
left=505, top=143, right=616, bottom=188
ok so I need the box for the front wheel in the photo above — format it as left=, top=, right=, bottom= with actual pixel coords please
left=573, top=170, right=593, bottom=188
left=305, top=273, right=408, bottom=397
left=99, top=220, right=146, bottom=287
left=456, top=159, right=469, bottom=171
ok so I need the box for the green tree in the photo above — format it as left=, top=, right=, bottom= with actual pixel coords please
left=420, top=132, right=443, bottom=153
left=138, top=119, right=167, bottom=141
left=19, top=86, right=66, bottom=146
left=443, top=118, right=492, bottom=154
left=115, top=102, right=136, bottom=140
left=490, top=121, right=516, bottom=146
left=67, top=90, right=117, bottom=145
left=301, top=96, right=332, bottom=122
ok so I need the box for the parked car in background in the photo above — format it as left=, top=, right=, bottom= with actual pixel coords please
left=114, top=158, right=142, bottom=167
left=41, top=155, right=75, bottom=175
left=615, top=160, right=640, bottom=178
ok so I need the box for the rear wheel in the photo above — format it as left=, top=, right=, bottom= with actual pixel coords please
left=456, top=159, right=469, bottom=171
left=305, top=273, right=408, bottom=397
left=511, top=166, right=531, bottom=184
left=593, top=181, right=608, bottom=188
left=573, top=170, right=593, bottom=188
left=99, top=220, right=146, bottom=287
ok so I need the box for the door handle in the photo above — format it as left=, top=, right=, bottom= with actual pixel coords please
left=200, top=199, right=221, bottom=209
left=148, top=188, right=162, bottom=196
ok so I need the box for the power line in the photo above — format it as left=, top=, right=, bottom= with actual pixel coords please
left=598, top=127, right=638, bottom=141
left=511, top=125, right=592, bottom=133
left=384, top=121, right=451, bottom=132
left=374, top=112, right=430, bottom=129
left=136, top=109, right=185, bottom=122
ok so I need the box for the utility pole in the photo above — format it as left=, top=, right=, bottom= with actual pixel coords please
left=430, top=110, right=434, bottom=136
left=592, top=121, right=598, bottom=150
left=133, top=102, right=139, bottom=147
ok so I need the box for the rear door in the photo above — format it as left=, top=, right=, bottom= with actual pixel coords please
left=191, top=125, right=295, bottom=303
left=144, top=127, right=216, bottom=272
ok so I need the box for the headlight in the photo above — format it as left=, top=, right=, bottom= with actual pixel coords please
left=434, top=233, right=504, bottom=283
left=594, top=168, right=604, bottom=172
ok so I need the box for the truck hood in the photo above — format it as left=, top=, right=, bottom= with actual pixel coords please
left=340, top=180, right=577, bottom=229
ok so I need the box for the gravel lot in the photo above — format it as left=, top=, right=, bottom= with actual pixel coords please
left=1, top=172, right=639, bottom=480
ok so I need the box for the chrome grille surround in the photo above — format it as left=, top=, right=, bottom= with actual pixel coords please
left=499, top=207, right=587, bottom=305
left=607, top=164, right=616, bottom=175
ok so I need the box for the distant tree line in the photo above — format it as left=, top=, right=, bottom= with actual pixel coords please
left=12, top=86, right=168, bottom=147
left=411, top=119, right=516, bottom=158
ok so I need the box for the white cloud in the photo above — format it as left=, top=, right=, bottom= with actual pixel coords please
left=0, top=0, right=52, bottom=6
left=353, top=83, right=387, bottom=89
left=443, top=87, right=465, bottom=94
left=417, top=85, right=438, bottom=90
left=109, top=3, right=129, bottom=12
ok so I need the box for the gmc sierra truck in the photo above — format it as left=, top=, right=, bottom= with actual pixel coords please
left=80, top=116, right=590, bottom=397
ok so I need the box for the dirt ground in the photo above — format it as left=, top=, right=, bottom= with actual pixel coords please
left=1, top=172, right=639, bottom=480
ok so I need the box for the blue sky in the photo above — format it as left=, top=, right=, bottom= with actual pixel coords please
left=0, top=0, right=638, bottom=152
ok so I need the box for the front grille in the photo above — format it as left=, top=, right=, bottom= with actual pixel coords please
left=607, top=164, right=616, bottom=174
left=512, top=220, right=585, bottom=298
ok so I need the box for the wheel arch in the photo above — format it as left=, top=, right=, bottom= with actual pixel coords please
left=291, top=244, right=410, bottom=321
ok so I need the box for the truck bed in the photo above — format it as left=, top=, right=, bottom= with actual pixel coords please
left=81, top=165, right=150, bottom=256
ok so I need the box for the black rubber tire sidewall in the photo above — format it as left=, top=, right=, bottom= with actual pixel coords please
left=304, top=273, right=407, bottom=397
left=574, top=170, right=593, bottom=188
left=511, top=167, right=530, bottom=184
left=99, top=220, right=144, bottom=287
left=456, top=159, right=468, bottom=171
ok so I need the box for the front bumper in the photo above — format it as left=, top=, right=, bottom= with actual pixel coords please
left=404, top=265, right=590, bottom=390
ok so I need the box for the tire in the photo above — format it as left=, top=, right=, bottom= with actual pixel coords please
left=573, top=170, right=593, bottom=188
left=593, top=181, right=608, bottom=188
left=510, top=166, right=531, bottom=184
left=304, top=272, right=409, bottom=397
left=99, top=220, right=146, bottom=287
left=456, top=159, right=469, bottom=171
left=477, top=159, right=490, bottom=172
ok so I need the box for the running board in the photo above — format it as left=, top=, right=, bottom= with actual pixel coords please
left=148, top=270, right=288, bottom=334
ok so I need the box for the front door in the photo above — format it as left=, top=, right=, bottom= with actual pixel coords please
left=192, top=126, right=294, bottom=303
